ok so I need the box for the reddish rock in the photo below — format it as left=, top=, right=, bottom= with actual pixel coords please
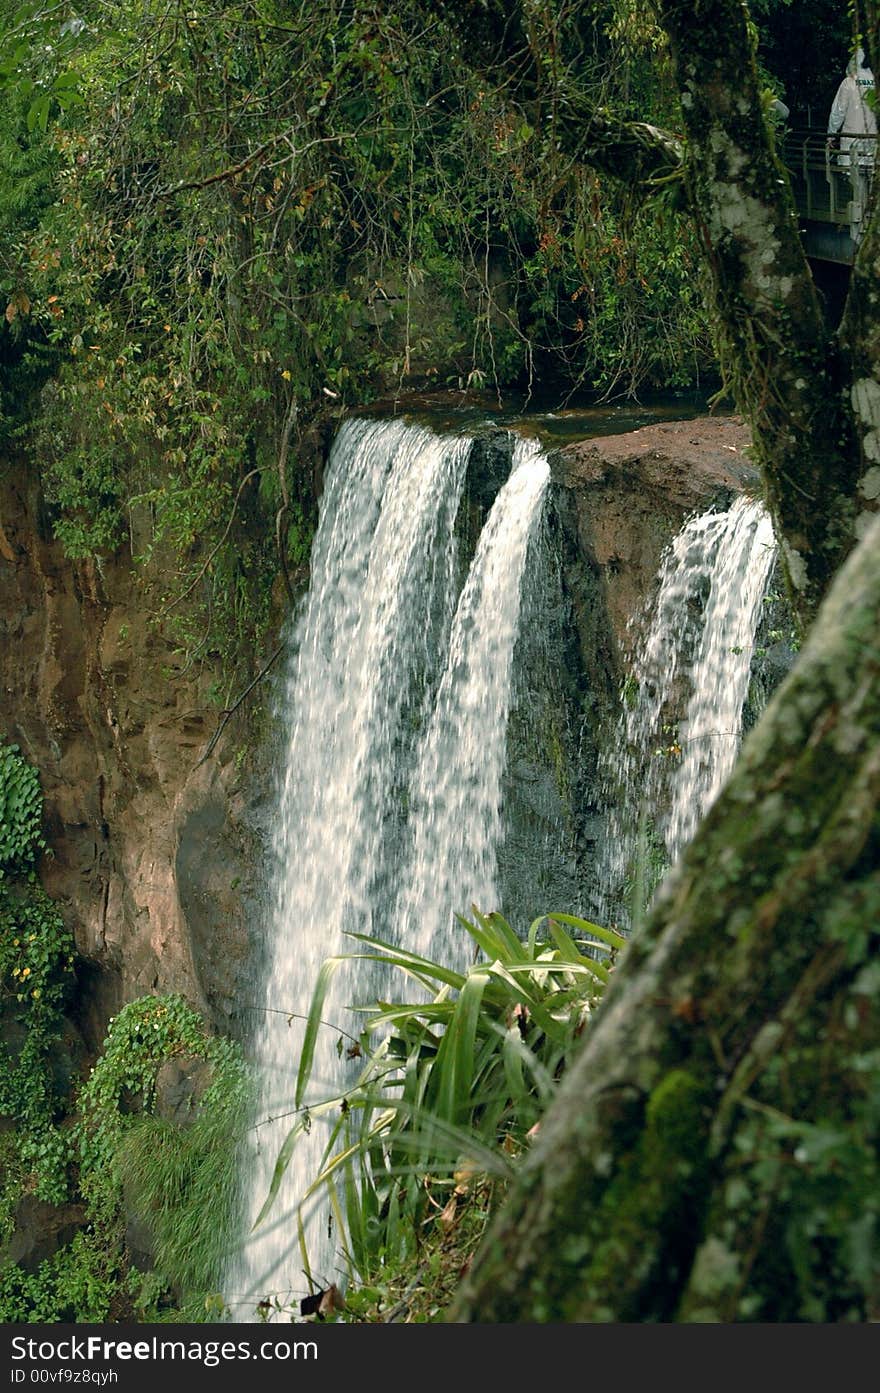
left=0, top=465, right=266, bottom=1046
left=559, top=415, right=756, bottom=656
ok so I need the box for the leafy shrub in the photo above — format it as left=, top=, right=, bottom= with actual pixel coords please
left=0, top=1231, right=122, bottom=1324
left=257, top=908, right=625, bottom=1292
left=2, top=989, right=248, bottom=1321
left=0, top=745, right=74, bottom=1233
left=76, top=995, right=246, bottom=1221
left=0, top=740, right=248, bottom=1319
left=0, top=739, right=45, bottom=869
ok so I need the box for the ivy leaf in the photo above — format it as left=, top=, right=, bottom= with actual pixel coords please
left=26, top=92, right=51, bottom=132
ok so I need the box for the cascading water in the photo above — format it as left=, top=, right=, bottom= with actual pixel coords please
left=228, top=417, right=470, bottom=1312
left=395, top=437, right=552, bottom=972
left=597, top=494, right=777, bottom=925
left=229, top=419, right=551, bottom=1314
left=665, top=498, right=777, bottom=854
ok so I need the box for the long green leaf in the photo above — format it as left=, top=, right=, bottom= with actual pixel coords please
left=502, top=1024, right=527, bottom=1104
left=385, top=1179, right=401, bottom=1261
left=326, top=1173, right=354, bottom=1275
left=363, top=1098, right=514, bottom=1179
left=501, top=958, right=607, bottom=986
left=253, top=1117, right=306, bottom=1230
left=481, top=909, right=525, bottom=957
left=527, top=913, right=548, bottom=956
left=297, top=1208, right=312, bottom=1289
left=458, top=907, right=522, bottom=962
left=546, top=922, right=612, bottom=983
left=546, top=916, right=587, bottom=962
left=303, top=1111, right=398, bottom=1199
left=546, top=911, right=627, bottom=951
left=363, top=1000, right=456, bottom=1033
left=295, top=954, right=345, bottom=1108
left=454, top=910, right=506, bottom=963
left=340, top=953, right=450, bottom=999
left=433, top=969, right=489, bottom=1125
left=499, top=1025, right=555, bottom=1101
left=481, top=960, right=568, bottom=1041
left=343, top=932, right=467, bottom=989
left=343, top=1145, right=365, bottom=1272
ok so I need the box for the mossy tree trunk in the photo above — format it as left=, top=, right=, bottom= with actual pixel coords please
left=657, top=0, right=862, bottom=629
left=451, top=513, right=880, bottom=1322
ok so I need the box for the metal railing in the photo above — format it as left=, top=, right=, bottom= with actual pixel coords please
left=782, top=126, right=877, bottom=229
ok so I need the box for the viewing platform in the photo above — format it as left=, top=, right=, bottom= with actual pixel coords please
left=783, top=127, right=876, bottom=264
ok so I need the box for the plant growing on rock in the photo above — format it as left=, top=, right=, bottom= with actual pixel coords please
left=0, top=741, right=74, bottom=1234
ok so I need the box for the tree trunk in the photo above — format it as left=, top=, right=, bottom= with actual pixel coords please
left=657, top=0, right=862, bottom=629
left=450, top=514, right=880, bottom=1322
left=430, top=0, right=878, bottom=629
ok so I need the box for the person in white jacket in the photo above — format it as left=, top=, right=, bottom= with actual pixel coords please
left=827, top=47, right=877, bottom=243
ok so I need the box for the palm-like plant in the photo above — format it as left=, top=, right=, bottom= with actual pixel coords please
left=254, top=908, right=626, bottom=1285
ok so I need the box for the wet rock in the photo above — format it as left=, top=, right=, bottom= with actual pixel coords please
left=124, top=1205, right=155, bottom=1274
left=5, top=1197, right=86, bottom=1273
left=176, top=792, right=264, bottom=1036
left=154, top=1055, right=214, bottom=1129
left=0, top=462, right=273, bottom=1044
left=557, top=415, right=756, bottom=657
left=46, top=1016, right=90, bottom=1097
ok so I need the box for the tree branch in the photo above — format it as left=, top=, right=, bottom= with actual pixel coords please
left=194, top=643, right=284, bottom=769
left=158, top=468, right=262, bottom=620
left=559, top=103, right=684, bottom=188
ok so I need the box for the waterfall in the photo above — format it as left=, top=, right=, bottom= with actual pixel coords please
left=395, top=437, right=552, bottom=972
left=598, top=494, right=777, bottom=924
left=230, top=419, right=550, bottom=1314
left=664, top=499, right=777, bottom=854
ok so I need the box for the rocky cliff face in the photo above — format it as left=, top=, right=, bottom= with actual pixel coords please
left=0, top=412, right=754, bottom=1052
left=0, top=464, right=270, bottom=1051
left=556, top=413, right=755, bottom=663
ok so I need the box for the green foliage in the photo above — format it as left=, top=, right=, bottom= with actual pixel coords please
left=730, top=1095, right=880, bottom=1321
left=0, top=745, right=74, bottom=1236
left=0, top=883, right=72, bottom=1018
left=0, top=4, right=86, bottom=133
left=117, top=1052, right=249, bottom=1303
left=258, top=908, right=625, bottom=1299
left=2, top=989, right=248, bottom=1322
left=563, top=200, right=712, bottom=397
left=0, top=72, right=59, bottom=444
left=40, top=437, right=125, bottom=558
left=0, top=1230, right=123, bottom=1324
left=0, top=884, right=74, bottom=1223
left=702, top=947, right=880, bottom=1322
left=0, top=1, right=717, bottom=683
left=75, top=994, right=245, bottom=1227
left=0, top=742, right=248, bottom=1320
left=0, top=739, right=45, bottom=869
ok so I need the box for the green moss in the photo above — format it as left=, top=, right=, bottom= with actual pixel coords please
left=646, top=1068, right=709, bottom=1159
left=476, top=1070, right=713, bottom=1321
left=575, top=1071, right=711, bottom=1314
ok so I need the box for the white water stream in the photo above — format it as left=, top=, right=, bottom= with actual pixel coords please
left=395, top=437, right=552, bottom=972
left=598, top=494, right=777, bottom=923
left=229, top=419, right=550, bottom=1313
